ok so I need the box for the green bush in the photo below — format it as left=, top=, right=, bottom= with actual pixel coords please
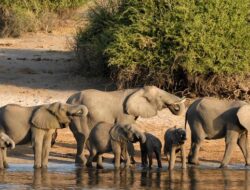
left=76, top=0, right=250, bottom=98
left=0, top=0, right=87, bottom=37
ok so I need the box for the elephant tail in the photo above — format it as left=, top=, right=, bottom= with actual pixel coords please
left=184, top=111, right=188, bottom=131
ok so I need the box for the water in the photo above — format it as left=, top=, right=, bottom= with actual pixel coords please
left=0, top=163, right=250, bottom=189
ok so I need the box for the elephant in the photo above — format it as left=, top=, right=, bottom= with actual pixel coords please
left=164, top=127, right=187, bottom=170
left=0, top=102, right=88, bottom=168
left=0, top=132, right=15, bottom=169
left=66, top=85, right=186, bottom=165
left=186, top=97, right=250, bottom=167
left=86, top=122, right=146, bottom=169
left=140, top=132, right=162, bottom=168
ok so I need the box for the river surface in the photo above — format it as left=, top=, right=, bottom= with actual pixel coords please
left=0, top=163, right=250, bottom=190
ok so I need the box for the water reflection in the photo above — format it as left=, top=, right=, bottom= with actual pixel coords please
left=0, top=164, right=249, bottom=189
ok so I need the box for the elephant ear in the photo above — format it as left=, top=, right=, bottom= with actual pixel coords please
left=109, top=124, right=127, bottom=142
left=125, top=89, right=157, bottom=118
left=237, top=105, right=250, bottom=131
left=31, top=106, right=60, bottom=129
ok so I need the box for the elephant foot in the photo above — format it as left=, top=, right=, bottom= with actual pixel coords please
left=188, top=157, right=199, bottom=165
left=34, top=164, right=42, bottom=169
left=168, top=167, right=174, bottom=171
left=3, top=161, right=9, bottom=168
left=219, top=163, right=228, bottom=168
left=75, top=155, right=87, bottom=166
left=182, top=165, right=187, bottom=169
left=0, top=163, right=4, bottom=170
left=42, top=165, right=48, bottom=169
left=141, top=163, right=148, bottom=168
left=97, top=164, right=104, bottom=169
left=86, top=162, right=93, bottom=168
left=130, top=157, right=136, bottom=165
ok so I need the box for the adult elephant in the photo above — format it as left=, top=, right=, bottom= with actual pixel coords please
left=186, top=97, right=250, bottom=168
left=67, top=85, right=186, bottom=165
left=0, top=102, right=88, bottom=168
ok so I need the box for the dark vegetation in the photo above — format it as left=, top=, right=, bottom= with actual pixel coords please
left=75, top=0, right=250, bottom=99
left=0, top=0, right=87, bottom=37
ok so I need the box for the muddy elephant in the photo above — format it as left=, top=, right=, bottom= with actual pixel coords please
left=0, top=132, right=15, bottom=169
left=67, top=85, right=186, bottom=165
left=0, top=102, right=88, bottom=168
left=140, top=132, right=162, bottom=168
left=86, top=122, right=146, bottom=169
left=186, top=97, right=250, bottom=167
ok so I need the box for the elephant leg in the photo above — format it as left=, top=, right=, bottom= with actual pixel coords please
left=181, top=145, right=186, bottom=169
left=237, top=132, right=250, bottom=166
left=2, top=148, right=8, bottom=168
left=31, top=128, right=44, bottom=169
left=188, top=141, right=202, bottom=165
left=113, top=145, right=121, bottom=169
left=188, top=122, right=205, bottom=165
left=42, top=129, right=54, bottom=168
left=148, top=152, right=153, bottom=169
left=124, top=152, right=131, bottom=168
left=96, top=154, right=103, bottom=169
left=70, top=117, right=89, bottom=166
left=155, top=150, right=162, bottom=168
left=86, top=149, right=96, bottom=168
left=130, top=156, right=136, bottom=165
left=141, top=150, right=148, bottom=167
left=220, top=130, right=238, bottom=168
left=169, top=147, right=176, bottom=170
left=0, top=149, right=4, bottom=169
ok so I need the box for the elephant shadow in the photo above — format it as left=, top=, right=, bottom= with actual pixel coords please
left=7, top=144, right=74, bottom=164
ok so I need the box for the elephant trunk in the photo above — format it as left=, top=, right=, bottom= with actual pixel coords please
left=168, top=102, right=186, bottom=116
left=68, top=105, right=88, bottom=117
left=162, top=93, right=186, bottom=116
left=137, top=131, right=146, bottom=144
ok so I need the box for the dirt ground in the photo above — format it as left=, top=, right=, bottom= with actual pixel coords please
left=0, top=10, right=248, bottom=167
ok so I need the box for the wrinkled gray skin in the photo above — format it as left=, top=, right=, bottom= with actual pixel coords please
left=0, top=102, right=88, bottom=168
left=164, top=127, right=187, bottom=170
left=86, top=123, right=146, bottom=169
left=186, top=97, right=250, bottom=168
left=0, top=133, right=15, bottom=169
left=140, top=132, right=162, bottom=168
left=67, top=85, right=186, bottom=165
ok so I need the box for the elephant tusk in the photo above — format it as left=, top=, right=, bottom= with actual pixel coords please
left=171, top=97, right=186, bottom=105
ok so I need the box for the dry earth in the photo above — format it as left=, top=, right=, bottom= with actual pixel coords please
left=0, top=11, right=248, bottom=168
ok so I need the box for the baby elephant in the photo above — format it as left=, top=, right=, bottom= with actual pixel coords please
left=87, top=122, right=146, bottom=169
left=140, top=132, right=162, bottom=168
left=164, top=127, right=187, bottom=170
left=0, top=132, right=15, bottom=169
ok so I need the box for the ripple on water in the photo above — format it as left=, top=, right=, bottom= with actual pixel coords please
left=0, top=163, right=249, bottom=189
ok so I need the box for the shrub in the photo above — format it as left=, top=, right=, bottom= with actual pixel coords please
left=75, top=0, right=250, bottom=99
left=0, top=0, right=88, bottom=37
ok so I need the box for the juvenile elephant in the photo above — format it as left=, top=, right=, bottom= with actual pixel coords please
left=0, top=132, right=15, bottom=169
left=0, top=102, right=88, bottom=168
left=86, top=122, right=146, bottom=169
left=140, top=133, right=162, bottom=168
left=67, top=85, right=186, bottom=165
left=164, top=127, right=187, bottom=170
left=186, top=97, right=250, bottom=167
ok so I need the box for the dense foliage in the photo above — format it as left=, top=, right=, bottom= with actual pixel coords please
left=0, top=0, right=87, bottom=37
left=76, top=0, right=250, bottom=98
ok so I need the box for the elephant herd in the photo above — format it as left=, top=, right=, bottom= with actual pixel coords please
left=0, top=86, right=249, bottom=170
